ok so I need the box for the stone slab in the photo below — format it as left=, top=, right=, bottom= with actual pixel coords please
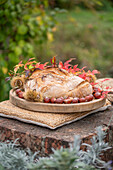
left=0, top=100, right=112, bottom=161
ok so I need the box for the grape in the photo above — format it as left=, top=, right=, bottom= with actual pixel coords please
left=64, top=98, right=72, bottom=104
left=55, top=97, right=64, bottom=104
left=89, top=94, right=94, bottom=100
left=16, top=89, right=21, bottom=95
left=98, top=88, right=102, bottom=93
left=94, top=92, right=101, bottom=99
left=18, top=91, right=24, bottom=99
left=79, top=98, right=86, bottom=103
left=85, top=95, right=93, bottom=102
left=44, top=97, right=50, bottom=103
left=72, top=97, right=79, bottom=103
left=51, top=97, right=56, bottom=103
left=93, top=86, right=99, bottom=93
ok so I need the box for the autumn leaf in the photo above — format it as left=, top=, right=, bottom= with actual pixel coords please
left=92, top=70, right=100, bottom=74
left=64, top=58, right=75, bottom=69
left=29, top=65, right=34, bottom=70
left=81, top=66, right=86, bottom=70
left=58, top=61, right=63, bottom=69
left=74, top=68, right=81, bottom=72
left=73, top=64, right=81, bottom=72
left=28, top=58, right=35, bottom=61
left=24, top=61, right=36, bottom=70
left=91, top=82, right=98, bottom=86
left=14, top=61, right=24, bottom=73
left=51, top=56, right=56, bottom=67
left=38, top=62, right=48, bottom=69
left=73, top=64, right=78, bottom=70
left=68, top=67, right=74, bottom=73
left=5, top=77, right=11, bottom=82
left=35, top=62, right=40, bottom=68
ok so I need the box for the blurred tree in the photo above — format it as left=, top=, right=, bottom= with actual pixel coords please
left=48, top=0, right=113, bottom=11
left=0, top=0, right=56, bottom=101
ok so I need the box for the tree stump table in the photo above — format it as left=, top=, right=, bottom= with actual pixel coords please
left=0, top=100, right=112, bottom=163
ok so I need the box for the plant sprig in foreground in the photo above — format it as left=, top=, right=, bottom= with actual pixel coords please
left=0, top=126, right=112, bottom=170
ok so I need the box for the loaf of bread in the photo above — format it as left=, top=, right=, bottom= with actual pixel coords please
left=24, top=67, right=93, bottom=101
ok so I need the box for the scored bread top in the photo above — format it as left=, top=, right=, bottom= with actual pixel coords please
left=24, top=67, right=93, bottom=100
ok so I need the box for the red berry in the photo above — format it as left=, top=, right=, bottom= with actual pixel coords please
left=18, top=91, right=24, bottom=99
left=93, top=86, right=99, bottom=93
left=16, top=89, right=21, bottom=95
left=94, top=92, right=101, bottom=99
left=51, top=97, right=56, bottom=103
left=85, top=96, right=90, bottom=102
left=85, top=95, right=93, bottom=102
left=64, top=98, right=72, bottom=104
left=98, top=88, right=102, bottom=93
left=72, top=97, right=79, bottom=103
left=56, top=97, right=64, bottom=104
left=90, top=94, right=94, bottom=100
left=44, top=97, right=50, bottom=103
left=79, top=98, right=86, bottom=103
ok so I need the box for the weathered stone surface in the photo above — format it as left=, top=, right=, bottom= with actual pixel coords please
left=0, top=102, right=113, bottom=161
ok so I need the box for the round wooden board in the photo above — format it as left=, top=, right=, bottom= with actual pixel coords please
left=9, top=89, right=106, bottom=113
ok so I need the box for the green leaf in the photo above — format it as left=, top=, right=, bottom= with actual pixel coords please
left=24, top=43, right=34, bottom=54
left=14, top=46, right=22, bottom=56
left=0, top=164, right=5, bottom=170
left=0, top=0, right=7, bottom=5
left=16, top=4, right=22, bottom=13
left=0, top=33, right=5, bottom=42
left=17, top=24, right=28, bottom=35
left=11, top=11, right=17, bottom=17
left=23, top=14, right=30, bottom=20
left=29, top=65, right=34, bottom=70
left=8, top=53, right=19, bottom=63
left=18, top=40, right=25, bottom=48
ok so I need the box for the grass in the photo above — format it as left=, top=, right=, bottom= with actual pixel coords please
left=37, top=9, right=113, bottom=77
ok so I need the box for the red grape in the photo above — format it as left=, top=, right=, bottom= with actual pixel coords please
left=18, top=91, right=24, bottom=99
left=94, top=92, right=101, bottom=99
left=93, top=86, right=99, bottom=93
left=44, top=97, right=50, bottom=103
left=16, top=89, right=21, bottom=95
left=51, top=97, right=56, bottom=103
left=55, top=97, right=64, bottom=104
left=98, top=88, right=102, bottom=93
left=79, top=98, right=86, bottom=103
left=72, top=97, right=79, bottom=103
left=85, top=95, right=93, bottom=102
left=64, top=98, right=72, bottom=104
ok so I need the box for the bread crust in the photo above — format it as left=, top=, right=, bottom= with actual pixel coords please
left=24, top=68, right=93, bottom=100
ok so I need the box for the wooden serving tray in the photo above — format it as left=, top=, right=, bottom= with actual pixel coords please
left=9, top=89, right=106, bottom=113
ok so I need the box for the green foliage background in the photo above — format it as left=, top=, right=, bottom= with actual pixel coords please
left=0, top=0, right=56, bottom=101
left=1, top=0, right=113, bottom=101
